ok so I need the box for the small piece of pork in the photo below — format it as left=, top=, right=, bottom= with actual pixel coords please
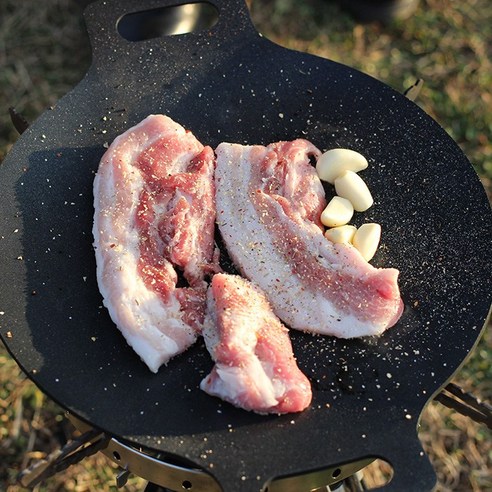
left=93, top=115, right=217, bottom=372
left=200, top=273, right=312, bottom=414
left=215, top=140, right=403, bottom=338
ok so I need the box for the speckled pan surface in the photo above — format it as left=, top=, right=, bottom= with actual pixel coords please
left=0, top=0, right=490, bottom=491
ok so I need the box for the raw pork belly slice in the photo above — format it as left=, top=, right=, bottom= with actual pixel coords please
left=215, top=140, right=404, bottom=338
left=93, top=115, right=217, bottom=372
left=200, top=273, right=312, bottom=414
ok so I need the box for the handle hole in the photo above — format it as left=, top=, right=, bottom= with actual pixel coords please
left=312, top=459, right=393, bottom=491
left=355, top=458, right=394, bottom=490
left=117, top=3, right=219, bottom=42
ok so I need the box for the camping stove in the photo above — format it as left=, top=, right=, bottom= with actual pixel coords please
left=18, top=411, right=373, bottom=492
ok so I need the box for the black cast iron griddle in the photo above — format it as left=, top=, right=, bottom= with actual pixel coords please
left=1, top=0, right=491, bottom=490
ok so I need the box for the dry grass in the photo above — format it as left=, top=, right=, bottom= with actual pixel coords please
left=1, top=0, right=491, bottom=491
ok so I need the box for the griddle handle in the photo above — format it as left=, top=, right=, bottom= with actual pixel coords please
left=83, top=0, right=258, bottom=64
left=369, top=431, right=437, bottom=492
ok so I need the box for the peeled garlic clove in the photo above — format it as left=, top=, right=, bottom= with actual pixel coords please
left=320, top=196, right=354, bottom=227
left=353, top=223, right=381, bottom=261
left=316, top=148, right=368, bottom=184
left=324, top=225, right=357, bottom=244
left=334, top=170, right=373, bottom=212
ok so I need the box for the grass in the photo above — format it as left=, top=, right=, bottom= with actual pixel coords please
left=0, top=0, right=491, bottom=491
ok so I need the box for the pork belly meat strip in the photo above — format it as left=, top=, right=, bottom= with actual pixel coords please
left=215, top=140, right=404, bottom=338
left=93, top=115, right=217, bottom=372
left=200, top=273, right=312, bottom=414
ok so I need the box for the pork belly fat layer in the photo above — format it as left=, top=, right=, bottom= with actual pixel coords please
left=200, top=273, right=312, bottom=414
left=215, top=141, right=403, bottom=338
left=93, top=115, right=217, bottom=372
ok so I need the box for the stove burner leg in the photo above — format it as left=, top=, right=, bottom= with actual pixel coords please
left=8, top=107, right=30, bottom=134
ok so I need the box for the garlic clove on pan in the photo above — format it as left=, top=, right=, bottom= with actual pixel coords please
left=334, top=170, right=374, bottom=212
left=324, top=224, right=357, bottom=244
left=316, top=148, right=368, bottom=184
left=320, top=196, right=354, bottom=227
left=353, top=223, right=381, bottom=261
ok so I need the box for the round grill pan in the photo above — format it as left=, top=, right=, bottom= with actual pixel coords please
left=1, top=1, right=491, bottom=490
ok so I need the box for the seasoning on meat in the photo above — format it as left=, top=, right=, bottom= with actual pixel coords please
left=215, top=140, right=404, bottom=338
left=93, top=115, right=217, bottom=372
left=200, top=273, right=312, bottom=414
